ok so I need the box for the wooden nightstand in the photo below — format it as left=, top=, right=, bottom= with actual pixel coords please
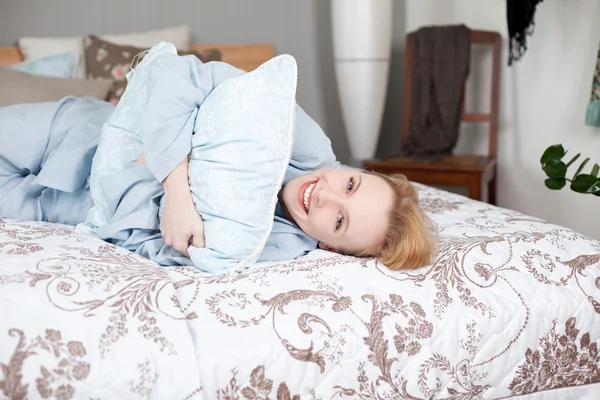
left=364, top=29, right=501, bottom=205
left=364, top=154, right=497, bottom=204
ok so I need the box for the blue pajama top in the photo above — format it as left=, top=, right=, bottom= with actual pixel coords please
left=0, top=56, right=340, bottom=264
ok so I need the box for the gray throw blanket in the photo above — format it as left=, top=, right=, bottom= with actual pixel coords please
left=402, top=25, right=471, bottom=159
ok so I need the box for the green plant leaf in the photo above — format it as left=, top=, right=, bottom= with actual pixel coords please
left=570, top=174, right=598, bottom=193
left=566, top=153, right=581, bottom=168
left=544, top=177, right=566, bottom=190
left=540, top=144, right=565, bottom=164
left=573, top=158, right=591, bottom=179
left=540, top=144, right=599, bottom=197
left=591, top=163, right=599, bottom=177
left=542, top=159, right=567, bottom=178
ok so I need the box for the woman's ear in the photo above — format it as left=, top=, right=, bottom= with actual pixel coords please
left=318, top=242, right=336, bottom=252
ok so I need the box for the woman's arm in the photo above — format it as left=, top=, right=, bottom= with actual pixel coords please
left=285, top=105, right=341, bottom=177
left=138, top=54, right=245, bottom=254
left=141, top=54, right=245, bottom=183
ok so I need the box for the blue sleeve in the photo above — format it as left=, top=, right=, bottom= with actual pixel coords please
left=141, top=54, right=246, bottom=183
left=141, top=52, right=340, bottom=185
left=287, top=105, right=341, bottom=178
left=259, top=233, right=312, bottom=262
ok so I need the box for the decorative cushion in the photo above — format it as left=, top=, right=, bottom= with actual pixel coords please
left=0, top=68, right=113, bottom=107
left=18, top=25, right=192, bottom=78
left=86, top=41, right=297, bottom=275
left=8, top=51, right=79, bottom=78
left=83, top=35, right=222, bottom=104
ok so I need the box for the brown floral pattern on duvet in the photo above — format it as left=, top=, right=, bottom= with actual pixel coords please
left=509, top=317, right=600, bottom=396
left=215, top=366, right=305, bottom=400
left=0, top=242, right=44, bottom=256
left=0, top=220, right=84, bottom=257
left=208, top=286, right=489, bottom=399
left=419, top=197, right=465, bottom=214
left=2, top=185, right=600, bottom=399
left=201, top=318, right=600, bottom=400
left=0, top=219, right=86, bottom=243
left=0, top=328, right=90, bottom=400
left=130, top=359, right=158, bottom=398
left=1, top=243, right=185, bottom=356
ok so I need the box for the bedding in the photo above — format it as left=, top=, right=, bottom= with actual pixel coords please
left=7, top=51, right=79, bottom=78
left=18, top=25, right=192, bottom=78
left=0, top=69, right=113, bottom=107
left=2, top=184, right=599, bottom=399
left=83, top=35, right=222, bottom=104
left=86, top=42, right=297, bottom=275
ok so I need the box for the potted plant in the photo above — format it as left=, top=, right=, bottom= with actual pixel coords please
left=540, top=144, right=599, bottom=195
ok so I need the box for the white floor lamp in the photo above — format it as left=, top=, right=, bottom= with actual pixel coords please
left=331, top=0, right=393, bottom=162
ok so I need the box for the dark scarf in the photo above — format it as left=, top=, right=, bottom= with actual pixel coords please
left=507, top=0, right=544, bottom=65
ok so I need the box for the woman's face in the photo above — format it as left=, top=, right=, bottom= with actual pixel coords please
left=280, top=169, right=393, bottom=254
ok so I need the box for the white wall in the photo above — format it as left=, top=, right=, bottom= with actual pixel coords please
left=406, top=0, right=600, bottom=240
left=0, top=0, right=408, bottom=165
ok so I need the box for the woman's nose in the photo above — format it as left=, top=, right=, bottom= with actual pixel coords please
left=316, top=188, right=339, bottom=207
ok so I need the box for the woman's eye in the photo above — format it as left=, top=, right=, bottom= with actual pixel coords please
left=335, top=212, right=344, bottom=231
left=346, top=177, right=355, bottom=193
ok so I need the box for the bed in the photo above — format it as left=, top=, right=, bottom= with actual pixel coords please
left=1, top=183, right=599, bottom=399
left=1, top=44, right=600, bottom=400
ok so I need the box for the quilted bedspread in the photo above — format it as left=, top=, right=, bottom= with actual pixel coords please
left=1, top=184, right=600, bottom=400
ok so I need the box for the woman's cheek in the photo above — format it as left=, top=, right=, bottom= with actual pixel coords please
left=310, top=212, right=328, bottom=235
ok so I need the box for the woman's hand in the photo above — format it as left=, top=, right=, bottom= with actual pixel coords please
left=159, top=155, right=205, bottom=256
left=161, top=189, right=205, bottom=256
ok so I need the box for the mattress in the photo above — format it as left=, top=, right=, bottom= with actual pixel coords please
left=1, top=184, right=599, bottom=399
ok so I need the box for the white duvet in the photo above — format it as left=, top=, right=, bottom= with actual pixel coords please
left=1, top=184, right=599, bottom=400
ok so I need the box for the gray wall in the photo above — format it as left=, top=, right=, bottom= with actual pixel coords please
left=0, top=0, right=406, bottom=164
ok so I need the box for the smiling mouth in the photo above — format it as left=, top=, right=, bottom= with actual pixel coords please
left=303, top=182, right=317, bottom=213
left=298, top=179, right=318, bottom=215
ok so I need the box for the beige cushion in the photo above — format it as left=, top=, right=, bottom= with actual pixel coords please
left=18, top=26, right=192, bottom=78
left=0, top=68, right=112, bottom=107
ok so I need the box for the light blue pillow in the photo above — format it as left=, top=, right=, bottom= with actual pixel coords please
left=9, top=51, right=79, bottom=78
left=83, top=42, right=177, bottom=230
left=186, top=54, right=297, bottom=275
left=84, top=41, right=297, bottom=276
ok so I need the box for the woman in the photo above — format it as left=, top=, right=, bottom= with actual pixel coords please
left=0, top=56, right=435, bottom=271
left=149, top=150, right=435, bottom=270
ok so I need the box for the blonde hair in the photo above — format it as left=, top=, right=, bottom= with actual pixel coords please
left=352, top=172, right=437, bottom=270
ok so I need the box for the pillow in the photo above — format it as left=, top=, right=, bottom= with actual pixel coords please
left=0, top=68, right=113, bottom=107
left=18, top=25, right=191, bottom=78
left=83, top=35, right=221, bottom=104
left=186, top=54, right=296, bottom=275
left=86, top=42, right=297, bottom=275
left=85, top=42, right=178, bottom=230
left=8, top=51, right=79, bottom=78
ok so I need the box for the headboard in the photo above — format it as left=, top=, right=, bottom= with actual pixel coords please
left=0, top=43, right=275, bottom=72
